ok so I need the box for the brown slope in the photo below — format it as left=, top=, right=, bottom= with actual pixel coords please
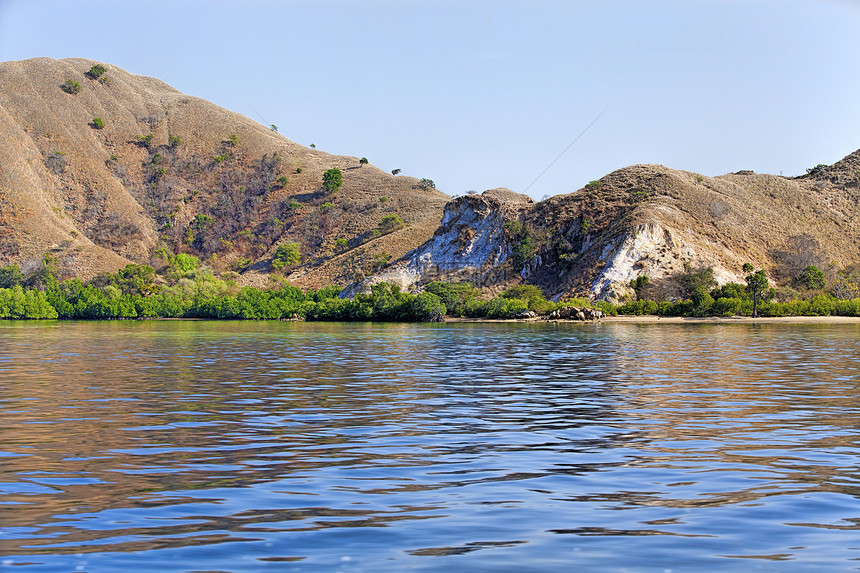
left=0, top=57, right=449, bottom=285
left=363, top=156, right=860, bottom=301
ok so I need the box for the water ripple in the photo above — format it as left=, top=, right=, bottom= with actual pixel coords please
left=2, top=321, right=860, bottom=571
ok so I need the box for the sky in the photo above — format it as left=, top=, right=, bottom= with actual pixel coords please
left=1, top=0, right=859, bottom=200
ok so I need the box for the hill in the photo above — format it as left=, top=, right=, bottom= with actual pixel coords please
left=0, top=57, right=449, bottom=287
left=355, top=156, right=860, bottom=301
left=2, top=57, right=859, bottom=303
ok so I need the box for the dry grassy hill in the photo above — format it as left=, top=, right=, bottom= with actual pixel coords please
left=3, top=57, right=858, bottom=301
left=357, top=154, right=860, bottom=301
left=0, top=57, right=449, bottom=287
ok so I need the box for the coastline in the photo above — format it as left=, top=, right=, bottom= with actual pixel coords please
left=601, top=315, right=860, bottom=324
left=444, top=315, right=860, bottom=324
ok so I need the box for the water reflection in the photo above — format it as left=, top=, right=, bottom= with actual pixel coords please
left=1, top=321, right=860, bottom=571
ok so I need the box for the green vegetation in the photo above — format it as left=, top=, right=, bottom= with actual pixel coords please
left=391, top=168, right=402, bottom=175
left=505, top=219, right=539, bottom=269
left=168, top=135, right=182, bottom=148
left=226, top=134, right=239, bottom=146
left=379, top=214, right=405, bottom=233
left=87, top=64, right=107, bottom=79
left=585, top=180, right=602, bottom=190
left=806, top=164, right=827, bottom=175
left=91, top=117, right=105, bottom=129
left=0, top=264, right=24, bottom=288
left=798, top=265, right=825, bottom=290
left=272, top=242, right=301, bottom=271
left=418, top=178, right=436, bottom=190
left=322, top=168, right=343, bottom=193
left=744, top=264, right=769, bottom=318
left=61, top=80, right=81, bottom=94
left=4, top=254, right=860, bottom=322
left=135, top=134, right=154, bottom=149
left=359, top=157, right=369, bottom=166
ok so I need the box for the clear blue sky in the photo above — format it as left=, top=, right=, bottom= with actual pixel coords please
left=2, top=0, right=859, bottom=199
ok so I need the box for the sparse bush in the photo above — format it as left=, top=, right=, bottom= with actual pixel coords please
left=505, top=220, right=524, bottom=238
left=630, top=275, right=649, bottom=297
left=379, top=196, right=389, bottom=203
left=135, top=134, right=154, bottom=149
left=417, top=178, right=436, bottom=190
left=359, top=157, right=369, bottom=166
left=272, top=242, right=301, bottom=271
left=391, top=168, right=401, bottom=175
left=296, top=167, right=303, bottom=173
left=87, top=64, right=107, bottom=79
left=512, top=236, right=537, bottom=268
left=322, top=168, right=343, bottom=193
left=45, top=151, right=67, bottom=174
left=213, top=154, right=229, bottom=163
left=168, top=135, right=182, bottom=148
left=379, top=214, right=405, bottom=233
left=90, top=117, right=105, bottom=129
left=585, top=180, right=602, bottom=190
left=806, top=164, right=827, bottom=175
left=675, top=265, right=716, bottom=298
left=320, top=202, right=334, bottom=211
left=273, top=176, right=289, bottom=188
left=226, top=134, right=239, bottom=146
left=61, top=80, right=81, bottom=94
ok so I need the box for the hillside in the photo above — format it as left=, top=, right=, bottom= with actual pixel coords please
left=356, top=156, right=860, bottom=301
left=0, top=57, right=449, bottom=287
left=2, top=57, right=858, bottom=303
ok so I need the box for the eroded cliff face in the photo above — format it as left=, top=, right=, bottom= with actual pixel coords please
left=350, top=157, right=860, bottom=302
left=342, top=189, right=532, bottom=296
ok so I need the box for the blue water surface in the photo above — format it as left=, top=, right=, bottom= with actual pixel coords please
left=1, top=320, right=859, bottom=572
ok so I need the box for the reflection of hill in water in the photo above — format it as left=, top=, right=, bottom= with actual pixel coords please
left=1, top=322, right=634, bottom=553
left=601, top=323, right=860, bottom=508
left=3, top=321, right=860, bottom=565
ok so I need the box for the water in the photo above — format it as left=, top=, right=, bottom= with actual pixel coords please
left=1, top=320, right=860, bottom=572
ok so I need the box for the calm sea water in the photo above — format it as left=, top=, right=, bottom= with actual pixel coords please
left=1, top=320, right=860, bottom=572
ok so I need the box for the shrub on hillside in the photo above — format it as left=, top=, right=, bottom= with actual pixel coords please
left=322, top=168, right=343, bottom=193
left=87, top=64, right=107, bottom=79
left=61, top=80, right=81, bottom=94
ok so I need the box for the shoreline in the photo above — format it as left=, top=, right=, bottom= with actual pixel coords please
left=601, top=315, right=860, bottom=324
left=444, top=315, right=860, bottom=324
